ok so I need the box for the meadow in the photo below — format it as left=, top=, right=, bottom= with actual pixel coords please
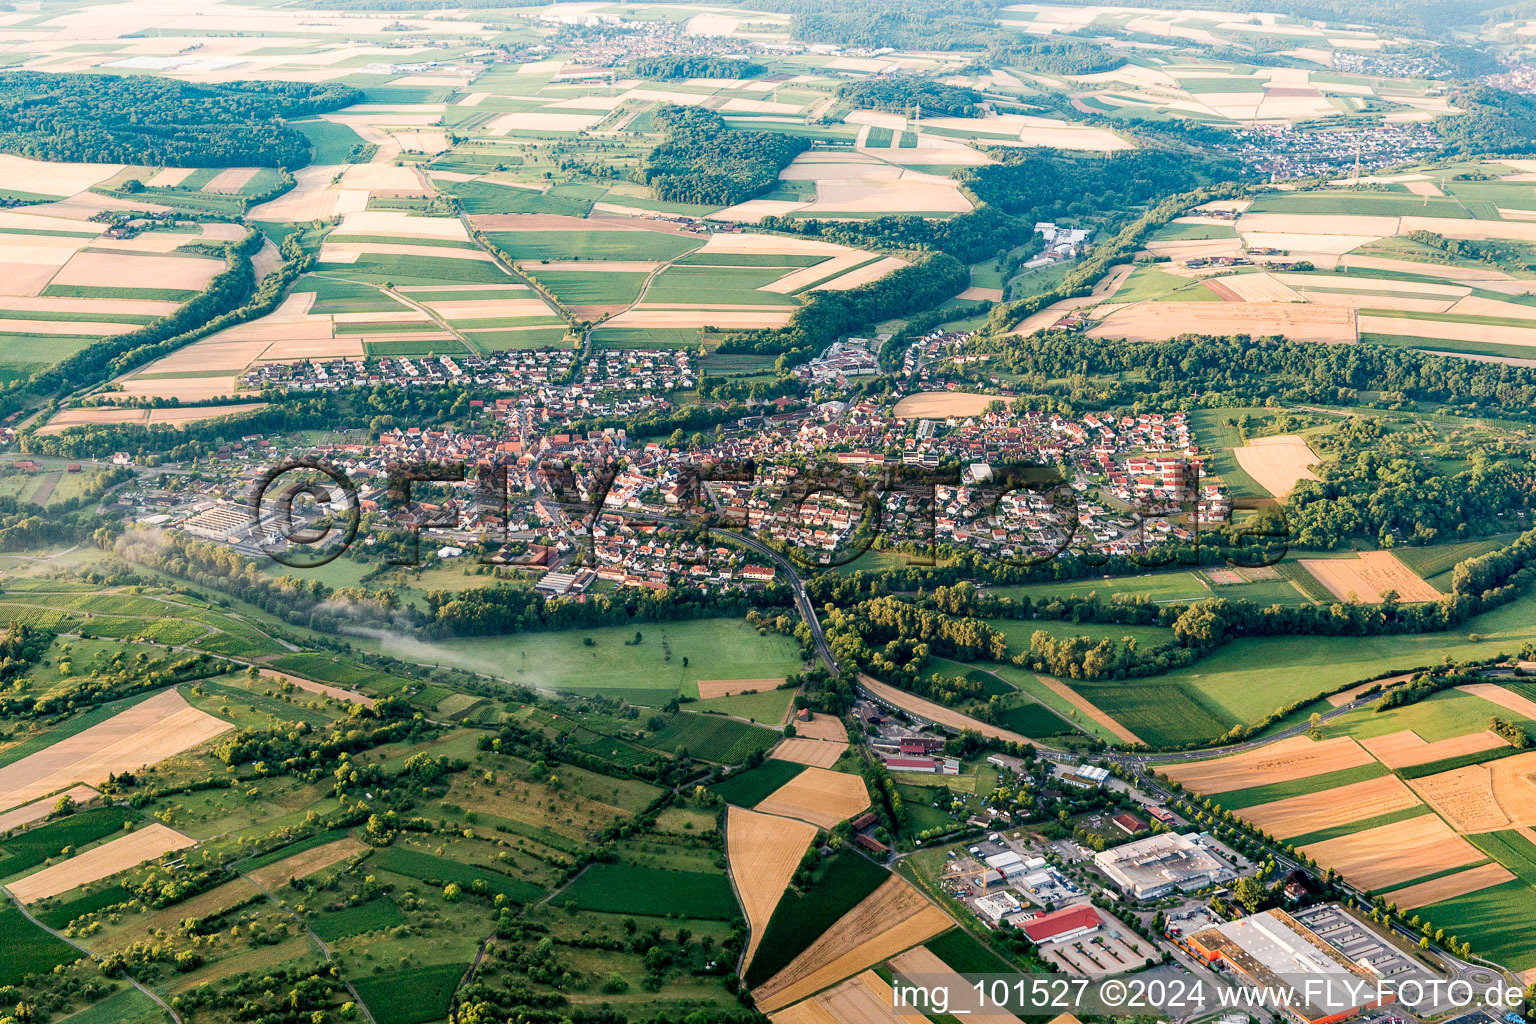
left=393, top=618, right=805, bottom=703
left=708, top=760, right=806, bottom=808
left=1068, top=592, right=1536, bottom=747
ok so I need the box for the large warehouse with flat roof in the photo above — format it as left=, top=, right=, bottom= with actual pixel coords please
left=1189, top=910, right=1392, bottom=1024
left=1093, top=832, right=1235, bottom=898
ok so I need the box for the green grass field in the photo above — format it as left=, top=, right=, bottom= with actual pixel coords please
left=487, top=229, right=701, bottom=262
left=708, top=760, right=805, bottom=807
left=1419, top=880, right=1536, bottom=972
left=553, top=862, right=737, bottom=919
left=1323, top=688, right=1536, bottom=744
left=744, top=850, right=889, bottom=987
left=0, top=807, right=138, bottom=877
left=350, top=962, right=466, bottom=1024
left=533, top=269, right=650, bottom=307
left=645, top=712, right=778, bottom=764
left=695, top=686, right=795, bottom=724
left=1071, top=592, right=1536, bottom=746
left=643, top=266, right=801, bottom=306
left=924, top=926, right=1014, bottom=974
left=371, top=846, right=544, bottom=903
left=389, top=618, right=804, bottom=702
left=986, top=571, right=1213, bottom=605
left=308, top=897, right=408, bottom=941
left=1470, top=830, right=1536, bottom=886
left=56, top=987, right=164, bottom=1024
left=34, top=883, right=132, bottom=929
left=0, top=905, right=80, bottom=985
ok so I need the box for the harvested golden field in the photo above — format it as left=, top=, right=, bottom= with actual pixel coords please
left=1037, top=675, right=1145, bottom=745
left=257, top=669, right=374, bottom=709
left=888, top=946, right=1025, bottom=1023
left=770, top=738, right=846, bottom=769
left=858, top=675, right=1031, bottom=746
left=0, top=155, right=121, bottom=196
left=1409, top=750, right=1536, bottom=833
left=247, top=836, right=366, bottom=889
left=1361, top=729, right=1508, bottom=770
left=604, top=308, right=793, bottom=329
left=754, top=767, right=870, bottom=829
left=892, top=391, right=998, bottom=419
left=814, top=255, right=911, bottom=290
left=1299, top=814, right=1485, bottom=890
left=1388, top=862, right=1515, bottom=910
left=1239, top=774, right=1421, bottom=839
left=1158, top=736, right=1374, bottom=794
left=0, top=786, right=98, bottom=835
left=1359, top=314, right=1536, bottom=349
left=51, top=251, right=222, bottom=291
left=754, top=875, right=952, bottom=1012
left=769, top=971, right=906, bottom=1024
left=1457, top=683, right=1536, bottom=721
left=1088, top=301, right=1357, bottom=344
left=9, top=823, right=195, bottom=903
left=202, top=167, right=257, bottom=193
left=761, top=252, right=873, bottom=294
left=1340, top=254, right=1512, bottom=281
left=0, top=689, right=232, bottom=812
left=728, top=807, right=820, bottom=970
left=794, top=713, right=848, bottom=743
left=146, top=404, right=267, bottom=427
left=696, top=678, right=783, bottom=699
left=1205, top=272, right=1304, bottom=303
left=1232, top=435, right=1321, bottom=499
left=1300, top=550, right=1440, bottom=603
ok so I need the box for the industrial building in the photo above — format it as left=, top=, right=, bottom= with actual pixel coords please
left=1021, top=905, right=1104, bottom=945
left=1093, top=831, right=1235, bottom=899
left=1189, top=910, right=1393, bottom=1024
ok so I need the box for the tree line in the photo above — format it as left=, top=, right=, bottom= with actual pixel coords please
left=0, top=72, right=357, bottom=167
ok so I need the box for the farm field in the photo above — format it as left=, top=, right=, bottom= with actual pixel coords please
left=728, top=807, right=820, bottom=968
left=365, top=618, right=804, bottom=704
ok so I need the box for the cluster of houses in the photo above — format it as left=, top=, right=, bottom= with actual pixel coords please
left=1225, top=122, right=1440, bottom=179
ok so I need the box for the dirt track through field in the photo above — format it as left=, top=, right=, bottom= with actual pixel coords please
left=728, top=807, right=820, bottom=971
left=9, top=823, right=195, bottom=903
left=754, top=767, right=870, bottom=829
left=1239, top=774, right=1421, bottom=838
left=1036, top=675, right=1145, bottom=745
left=1361, top=729, right=1507, bottom=770
left=1387, top=861, right=1515, bottom=910
left=754, top=875, right=952, bottom=1012
left=1157, top=735, right=1374, bottom=794
left=0, top=689, right=232, bottom=812
left=770, top=738, right=846, bottom=769
left=1299, top=814, right=1484, bottom=890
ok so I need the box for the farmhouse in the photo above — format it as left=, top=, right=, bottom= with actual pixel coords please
left=1094, top=832, right=1235, bottom=899
left=1188, top=909, right=1393, bottom=1024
